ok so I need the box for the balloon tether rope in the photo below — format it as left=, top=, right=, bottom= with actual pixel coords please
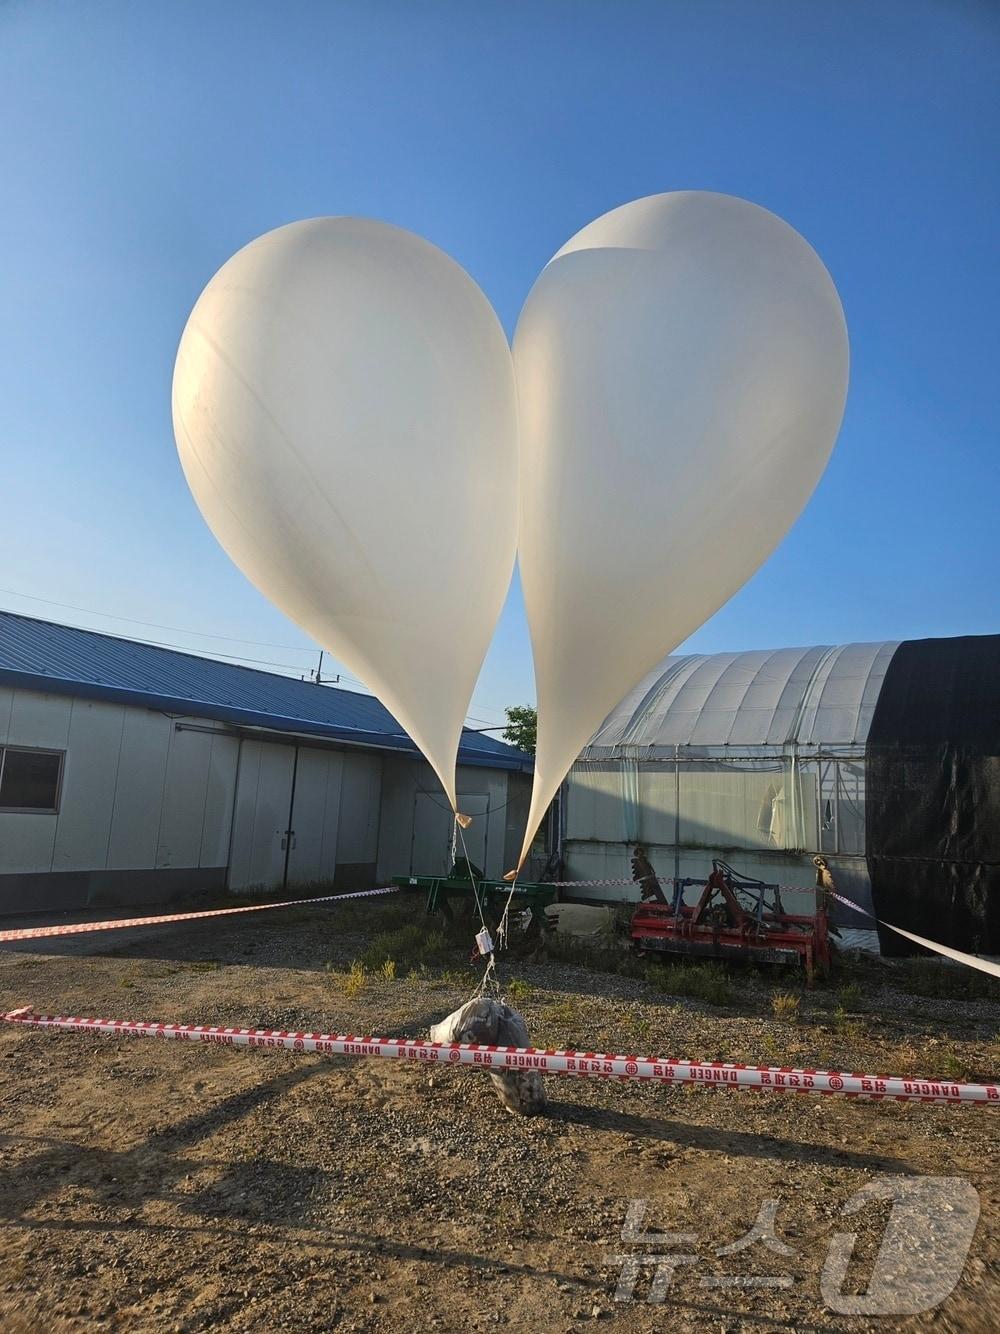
left=454, top=817, right=501, bottom=999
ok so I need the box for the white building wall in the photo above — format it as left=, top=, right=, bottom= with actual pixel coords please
left=376, top=757, right=510, bottom=880
left=227, top=744, right=385, bottom=891
left=156, top=727, right=239, bottom=870
left=227, top=739, right=296, bottom=889
left=52, top=698, right=125, bottom=871
left=107, top=710, right=172, bottom=869
left=286, top=748, right=343, bottom=884
left=336, top=752, right=382, bottom=871
left=0, top=686, right=65, bottom=873
left=1, top=686, right=522, bottom=906
left=0, top=690, right=240, bottom=881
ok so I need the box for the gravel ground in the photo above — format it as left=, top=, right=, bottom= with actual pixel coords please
left=0, top=894, right=997, bottom=1332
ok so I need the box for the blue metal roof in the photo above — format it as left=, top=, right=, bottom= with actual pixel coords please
left=0, top=610, right=532, bottom=772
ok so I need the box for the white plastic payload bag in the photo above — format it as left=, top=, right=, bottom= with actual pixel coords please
left=430, top=997, right=547, bottom=1116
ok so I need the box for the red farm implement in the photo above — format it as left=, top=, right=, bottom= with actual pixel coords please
left=629, top=855, right=832, bottom=982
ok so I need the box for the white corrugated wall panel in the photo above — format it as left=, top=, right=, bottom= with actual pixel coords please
left=107, top=709, right=172, bottom=869
left=228, top=741, right=261, bottom=889
left=228, top=740, right=296, bottom=889
left=6, top=689, right=72, bottom=749
left=318, top=753, right=344, bottom=877
left=565, top=766, right=624, bottom=843
left=0, top=689, right=60, bottom=873
left=336, top=752, right=382, bottom=865
left=287, top=749, right=343, bottom=883
left=287, top=749, right=331, bottom=881
left=155, top=727, right=215, bottom=870
left=0, top=686, right=13, bottom=740
left=199, top=731, right=240, bottom=868
left=638, top=767, right=679, bottom=844
left=457, top=765, right=509, bottom=880
left=0, top=810, right=59, bottom=873
left=51, top=699, right=125, bottom=871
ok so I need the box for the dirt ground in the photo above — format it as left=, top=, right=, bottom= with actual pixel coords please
left=0, top=893, right=997, bottom=1333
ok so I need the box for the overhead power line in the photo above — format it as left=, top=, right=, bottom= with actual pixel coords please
left=0, top=586, right=525, bottom=721
left=0, top=585, right=317, bottom=651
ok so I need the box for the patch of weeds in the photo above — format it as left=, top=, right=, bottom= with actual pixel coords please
left=117, top=977, right=136, bottom=989
left=359, top=923, right=452, bottom=974
left=646, top=961, right=733, bottom=1007
left=624, top=1012, right=653, bottom=1046
left=836, top=981, right=863, bottom=1010
left=436, top=968, right=472, bottom=987
left=327, top=896, right=423, bottom=935
left=543, top=999, right=583, bottom=1028
left=599, top=904, right=635, bottom=940
left=936, top=1048, right=972, bottom=1081
left=505, top=978, right=533, bottom=1005
left=771, top=992, right=801, bottom=1023
left=542, top=932, right=644, bottom=979
left=187, top=960, right=222, bottom=973
left=379, top=958, right=397, bottom=981
left=832, top=1005, right=863, bottom=1039
left=339, top=960, right=367, bottom=1000
left=758, top=1031, right=780, bottom=1062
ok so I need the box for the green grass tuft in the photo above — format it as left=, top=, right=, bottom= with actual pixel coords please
left=771, top=991, right=801, bottom=1022
left=359, top=922, right=452, bottom=974
left=646, top=961, right=734, bottom=1007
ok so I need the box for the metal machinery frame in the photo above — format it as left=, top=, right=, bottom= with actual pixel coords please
left=629, top=857, right=832, bottom=982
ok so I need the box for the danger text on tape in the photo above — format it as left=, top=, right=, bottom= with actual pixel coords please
left=2, top=1010, right=996, bottom=1106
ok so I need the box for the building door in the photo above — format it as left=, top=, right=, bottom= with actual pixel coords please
left=286, top=749, right=344, bottom=885
left=228, top=740, right=297, bottom=890
left=410, top=792, right=490, bottom=875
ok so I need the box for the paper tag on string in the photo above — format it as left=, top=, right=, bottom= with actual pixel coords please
left=475, top=928, right=494, bottom=956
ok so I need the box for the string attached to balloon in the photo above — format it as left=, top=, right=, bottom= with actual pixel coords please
left=452, top=815, right=503, bottom=999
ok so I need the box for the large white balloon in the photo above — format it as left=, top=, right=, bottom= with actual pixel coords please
left=173, top=218, right=518, bottom=812
left=513, top=192, right=849, bottom=868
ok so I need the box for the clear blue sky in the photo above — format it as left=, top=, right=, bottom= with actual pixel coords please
left=1, top=2, right=997, bottom=728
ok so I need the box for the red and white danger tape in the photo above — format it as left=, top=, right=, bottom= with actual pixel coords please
left=550, top=876, right=675, bottom=888
left=0, top=886, right=400, bottom=945
left=550, top=875, right=814, bottom=890
left=2, top=1009, right=996, bottom=1105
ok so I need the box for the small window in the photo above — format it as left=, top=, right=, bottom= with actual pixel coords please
left=0, top=747, right=64, bottom=812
